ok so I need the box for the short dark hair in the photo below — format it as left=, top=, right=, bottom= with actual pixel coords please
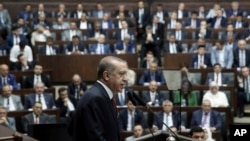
left=189, top=126, right=204, bottom=136
left=213, top=63, right=221, bottom=68
left=17, top=53, right=24, bottom=60
left=58, top=87, right=67, bottom=95
left=197, top=45, right=205, bottom=49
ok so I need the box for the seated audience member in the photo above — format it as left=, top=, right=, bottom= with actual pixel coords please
left=237, top=66, right=250, bottom=117
left=115, top=34, right=135, bottom=54
left=32, top=13, right=51, bottom=30
left=189, top=126, right=205, bottom=141
left=0, top=3, right=12, bottom=37
left=33, top=3, right=51, bottom=21
left=139, top=60, right=166, bottom=86
left=65, top=35, right=88, bottom=55
left=87, top=21, right=107, bottom=41
left=151, top=3, right=169, bottom=24
left=113, top=12, right=134, bottom=29
left=38, top=37, right=60, bottom=55
left=52, top=17, right=70, bottom=30
left=224, top=34, right=237, bottom=51
left=210, top=41, right=233, bottom=69
left=61, top=21, right=82, bottom=41
left=140, top=51, right=158, bottom=69
left=205, top=63, right=230, bottom=86
left=184, top=11, right=201, bottom=29
left=114, top=87, right=131, bottom=106
left=208, top=9, right=227, bottom=29
left=190, top=99, right=222, bottom=132
left=142, top=80, right=165, bottom=106
left=114, top=20, right=134, bottom=41
left=173, top=79, right=198, bottom=106
left=203, top=81, right=229, bottom=107
left=233, top=39, right=250, bottom=69
left=52, top=3, right=70, bottom=18
left=22, top=102, right=52, bottom=133
left=118, top=100, right=146, bottom=131
left=189, top=38, right=212, bottom=53
left=195, top=20, right=212, bottom=40
left=90, top=34, right=111, bottom=54
left=55, top=87, right=76, bottom=123
left=11, top=54, right=33, bottom=71
left=172, top=21, right=187, bottom=41
left=24, top=82, right=55, bottom=110
left=190, top=45, right=212, bottom=69
left=233, top=13, right=248, bottom=29
left=0, top=64, right=18, bottom=90
left=5, top=25, right=28, bottom=51
left=152, top=100, right=183, bottom=131
left=99, top=12, right=114, bottom=30
left=0, top=106, right=16, bottom=130
left=71, top=3, right=88, bottom=19
left=15, top=17, right=32, bottom=39
left=203, top=127, right=215, bottom=141
left=125, top=124, right=144, bottom=141
left=24, top=64, right=51, bottom=88
left=112, top=4, right=130, bottom=18
left=226, top=1, right=243, bottom=18
left=91, top=2, right=105, bottom=18
left=9, top=40, right=33, bottom=64
left=67, top=74, right=87, bottom=101
left=30, top=25, right=52, bottom=46
left=206, top=3, right=226, bottom=19
left=166, top=11, right=178, bottom=29
left=163, top=33, right=183, bottom=54
left=77, top=13, right=93, bottom=30
left=17, top=4, right=33, bottom=24
left=176, top=2, right=189, bottom=19
left=219, top=23, right=240, bottom=41
left=149, top=15, right=164, bottom=42
left=0, top=85, right=23, bottom=111
left=180, top=64, right=200, bottom=85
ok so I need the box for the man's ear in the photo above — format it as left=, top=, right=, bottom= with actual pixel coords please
left=103, top=71, right=110, bottom=81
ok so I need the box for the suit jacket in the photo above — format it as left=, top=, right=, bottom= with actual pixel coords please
left=87, top=29, right=108, bottom=39
left=32, top=19, right=52, bottom=29
left=67, top=82, right=87, bottom=99
left=65, top=42, right=88, bottom=54
left=205, top=73, right=230, bottom=85
left=142, top=91, right=164, bottom=106
left=233, top=48, right=250, bottom=68
left=150, top=23, right=165, bottom=40
left=10, top=61, right=34, bottom=71
left=138, top=70, right=166, bottom=86
left=55, top=95, right=77, bottom=117
left=5, top=34, right=28, bottom=50
left=33, top=11, right=51, bottom=18
left=52, top=22, right=70, bottom=30
left=195, top=28, right=212, bottom=39
left=210, top=47, right=233, bottom=68
left=190, top=109, right=222, bottom=130
left=73, top=82, right=120, bottom=141
left=226, top=9, right=243, bottom=17
left=220, top=32, right=240, bottom=41
left=113, top=19, right=134, bottom=28
left=61, top=29, right=83, bottom=41
left=0, top=117, right=16, bottom=131
left=163, top=41, right=183, bottom=53
left=76, top=20, right=93, bottom=30
left=38, top=45, right=60, bottom=55
left=22, top=112, right=51, bottom=133
left=114, top=29, right=134, bottom=41
left=113, top=87, right=131, bottom=106
left=0, top=95, right=24, bottom=110
left=189, top=43, right=212, bottom=53
left=133, top=8, right=150, bottom=26
left=112, top=10, right=130, bottom=18
left=173, top=30, right=187, bottom=41
left=184, top=19, right=201, bottom=28
left=52, top=10, right=70, bottom=18
left=91, top=10, right=105, bottom=18
left=242, top=29, right=250, bottom=39
left=118, top=109, right=146, bottom=131
left=24, top=93, right=55, bottom=110
left=0, top=74, right=18, bottom=90
left=71, top=10, right=88, bottom=18
left=115, top=40, right=135, bottom=54
left=151, top=11, right=169, bottom=22
left=210, top=17, right=228, bottom=28
left=177, top=10, right=189, bottom=18
left=17, top=10, right=33, bottom=21
left=24, top=74, right=51, bottom=88
left=232, top=21, right=249, bottom=29
left=190, top=54, right=212, bottom=68
left=153, top=111, right=182, bottom=130
left=0, top=9, right=12, bottom=29
left=90, top=43, right=111, bottom=54
left=99, top=20, right=114, bottom=29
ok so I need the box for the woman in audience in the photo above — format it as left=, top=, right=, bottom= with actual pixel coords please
left=173, top=79, right=198, bottom=106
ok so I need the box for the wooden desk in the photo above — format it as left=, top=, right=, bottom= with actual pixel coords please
left=37, top=54, right=138, bottom=83
left=0, top=56, right=10, bottom=65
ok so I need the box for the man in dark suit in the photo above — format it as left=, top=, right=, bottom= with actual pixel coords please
left=113, top=12, right=134, bottom=29
left=0, top=64, right=18, bottom=90
left=0, top=106, right=16, bottom=131
left=111, top=4, right=130, bottom=18
left=139, top=60, right=166, bottom=86
left=67, top=74, right=87, bottom=101
left=91, top=2, right=106, bottom=18
left=118, top=100, right=146, bottom=131
left=205, top=63, right=230, bottom=86
left=11, top=54, right=33, bottom=71
left=71, top=3, right=88, bottom=19
left=23, top=64, right=51, bottom=89
left=33, top=3, right=51, bottom=19
left=190, top=45, right=212, bottom=69
left=177, top=2, right=189, bottom=19
left=195, top=20, right=212, bottom=40
left=99, top=12, right=114, bottom=30
left=73, top=56, right=128, bottom=141
left=114, top=87, right=132, bottom=106
left=163, top=34, right=183, bottom=54
left=24, top=82, right=55, bottom=110
left=184, top=11, right=200, bottom=29
left=219, top=23, right=240, bottom=41
left=152, top=100, right=183, bottom=131
left=17, top=4, right=34, bottom=23
left=87, top=21, right=108, bottom=41
left=76, top=13, right=93, bottom=30
left=226, top=1, right=243, bottom=18
left=232, top=13, right=248, bottom=29
left=190, top=99, right=222, bottom=132
left=209, top=9, right=227, bottom=29
left=22, top=102, right=52, bottom=133
left=114, top=20, right=134, bottom=41
left=65, top=35, right=88, bottom=55
left=142, top=80, right=165, bottom=106
left=89, top=34, right=111, bottom=54
left=173, top=21, right=187, bottom=41
left=55, top=87, right=76, bottom=123
left=32, top=13, right=51, bottom=30
left=233, top=39, right=250, bottom=68
left=38, top=36, right=60, bottom=55
left=115, top=34, right=135, bottom=54
left=151, top=3, right=168, bottom=24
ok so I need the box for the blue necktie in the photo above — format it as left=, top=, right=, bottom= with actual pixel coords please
left=151, top=73, right=155, bottom=80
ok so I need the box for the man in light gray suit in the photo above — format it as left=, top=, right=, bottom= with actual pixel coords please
left=0, top=106, right=16, bottom=130
left=22, top=102, right=52, bottom=133
left=211, top=40, right=233, bottom=69
left=61, top=21, right=82, bottom=41
left=0, top=85, right=23, bottom=111
left=205, top=63, right=230, bottom=86
left=52, top=17, right=70, bottom=30
left=0, top=3, right=12, bottom=34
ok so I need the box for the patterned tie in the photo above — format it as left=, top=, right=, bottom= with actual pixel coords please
left=111, top=97, right=118, bottom=117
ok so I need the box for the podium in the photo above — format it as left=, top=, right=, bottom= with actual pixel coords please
left=131, top=131, right=193, bottom=141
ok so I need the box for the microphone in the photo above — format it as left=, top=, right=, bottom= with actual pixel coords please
left=128, top=91, right=181, bottom=141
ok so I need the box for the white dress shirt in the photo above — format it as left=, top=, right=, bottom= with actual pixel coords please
left=4, top=97, right=15, bottom=111
left=170, top=43, right=177, bottom=53
left=77, top=11, right=82, bottom=19
left=156, top=12, right=164, bottom=23
left=46, top=45, right=55, bottom=55
left=33, top=75, right=42, bottom=86
left=126, top=110, right=135, bottom=131
left=9, top=45, right=33, bottom=62
left=96, top=43, right=104, bottom=54
left=35, top=94, right=48, bottom=109
left=178, top=10, right=183, bottom=19
left=102, top=21, right=108, bottom=29
left=80, top=21, right=88, bottom=29
left=214, top=73, right=222, bottom=86
left=67, top=100, right=75, bottom=111
left=203, top=91, right=229, bottom=107
left=162, top=112, right=173, bottom=130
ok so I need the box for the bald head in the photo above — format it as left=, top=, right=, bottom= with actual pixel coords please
left=72, top=74, right=82, bottom=85
left=0, top=64, right=9, bottom=76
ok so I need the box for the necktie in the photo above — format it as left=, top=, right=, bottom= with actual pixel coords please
left=151, top=73, right=155, bottom=80
left=120, top=93, right=124, bottom=106
left=35, top=117, right=39, bottom=124
left=75, top=86, right=80, bottom=99
left=240, top=50, right=245, bottom=67
left=15, top=35, right=19, bottom=45
left=130, top=111, right=135, bottom=129
left=111, top=97, right=118, bottom=117
left=2, top=77, right=7, bottom=85
left=7, top=98, right=10, bottom=108
left=165, top=113, right=169, bottom=130
left=202, top=113, right=208, bottom=127
left=216, top=73, right=219, bottom=84
left=38, top=95, right=41, bottom=103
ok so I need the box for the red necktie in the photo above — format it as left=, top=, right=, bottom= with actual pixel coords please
left=111, top=97, right=118, bottom=117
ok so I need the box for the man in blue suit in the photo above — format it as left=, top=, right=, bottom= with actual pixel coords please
left=17, top=4, right=33, bottom=23
left=184, top=11, right=200, bottom=29
left=24, top=82, right=55, bottom=110
left=114, top=20, right=134, bottom=41
left=226, top=1, right=243, bottom=18
left=99, top=12, right=114, bottom=30
left=90, top=34, right=111, bottom=54
left=115, top=34, right=135, bottom=54
left=65, top=35, right=88, bottom=55
left=190, top=99, right=222, bottom=132
left=139, top=60, right=166, bottom=86
left=38, top=36, right=60, bottom=55
left=91, top=3, right=105, bottom=18
left=190, top=45, right=212, bottom=69
left=118, top=100, right=146, bottom=131
left=0, top=64, right=18, bottom=90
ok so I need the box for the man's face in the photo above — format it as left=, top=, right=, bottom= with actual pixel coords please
left=77, top=4, right=83, bottom=11
left=2, top=86, right=11, bottom=97
left=215, top=42, right=223, bottom=50
left=70, top=22, right=77, bottom=30
left=72, top=37, right=80, bottom=45
left=34, top=65, right=43, bottom=75
left=133, top=125, right=143, bottom=137
left=198, top=47, right=205, bottom=55
left=73, top=76, right=81, bottom=85
left=35, top=83, right=45, bottom=94
left=202, top=101, right=211, bottom=113
left=192, top=132, right=205, bottom=141
left=121, top=21, right=128, bottom=29
left=210, top=86, right=218, bottom=94
left=238, top=40, right=246, bottom=50
left=127, top=100, right=135, bottom=111
left=241, top=67, right=249, bottom=78
left=33, top=103, right=43, bottom=115
left=60, top=90, right=68, bottom=99
left=169, top=35, right=176, bottom=43
left=98, top=35, right=105, bottom=43
left=162, top=102, right=173, bottom=113
left=0, top=108, right=7, bottom=118
left=214, top=65, right=221, bottom=73
left=0, top=65, right=9, bottom=76
left=149, top=63, right=157, bottom=73
left=149, top=81, right=157, bottom=92
left=106, top=61, right=128, bottom=93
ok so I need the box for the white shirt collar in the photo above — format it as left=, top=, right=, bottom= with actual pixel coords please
left=97, top=80, right=113, bottom=99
